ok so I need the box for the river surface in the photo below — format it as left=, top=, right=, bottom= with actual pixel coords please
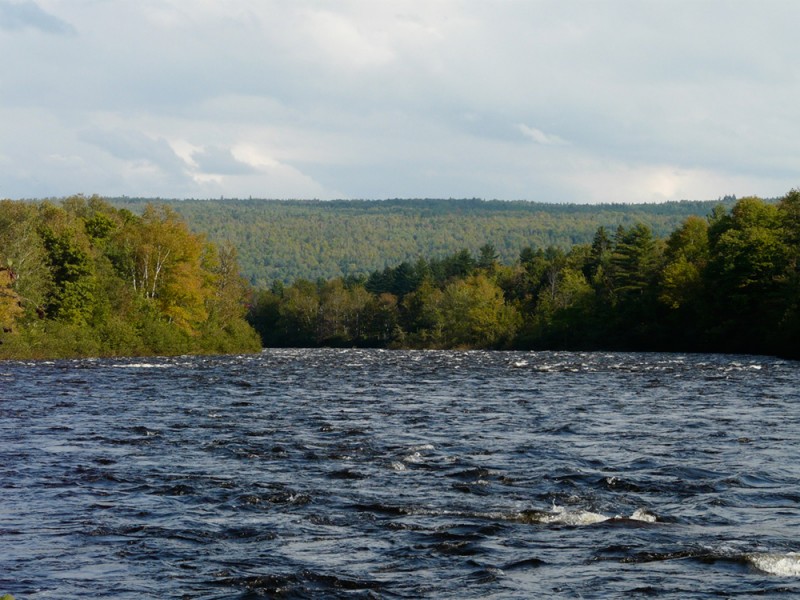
left=1, top=349, right=800, bottom=598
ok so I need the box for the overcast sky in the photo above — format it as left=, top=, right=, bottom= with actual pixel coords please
left=1, top=1, right=798, bottom=203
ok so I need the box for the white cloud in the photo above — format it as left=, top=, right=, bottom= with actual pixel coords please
left=0, top=0, right=75, bottom=34
left=295, top=8, right=396, bottom=70
left=1, top=1, right=799, bottom=202
left=191, top=146, right=256, bottom=176
left=80, top=128, right=185, bottom=170
left=517, top=124, right=568, bottom=146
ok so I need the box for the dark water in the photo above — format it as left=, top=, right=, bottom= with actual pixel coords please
left=1, top=349, right=800, bottom=599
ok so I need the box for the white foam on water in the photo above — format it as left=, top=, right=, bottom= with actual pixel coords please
left=403, top=452, right=424, bottom=463
left=409, top=444, right=435, bottom=452
left=543, top=506, right=610, bottom=525
left=747, top=552, right=800, bottom=576
left=519, top=504, right=659, bottom=526
left=630, top=508, right=658, bottom=523
left=403, top=444, right=436, bottom=463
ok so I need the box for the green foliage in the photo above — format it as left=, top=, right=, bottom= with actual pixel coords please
left=0, top=195, right=259, bottom=359
left=438, top=274, right=521, bottom=348
left=38, top=214, right=97, bottom=325
left=703, top=196, right=790, bottom=353
left=277, top=279, right=321, bottom=346
left=109, top=197, right=735, bottom=285
left=247, top=193, right=797, bottom=358
left=609, top=223, right=663, bottom=301
left=0, top=201, right=50, bottom=319
left=401, top=279, right=444, bottom=344
left=5, top=193, right=796, bottom=358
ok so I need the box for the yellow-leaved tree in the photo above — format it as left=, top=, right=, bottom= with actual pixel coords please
left=0, top=266, right=23, bottom=332
left=114, top=204, right=211, bottom=336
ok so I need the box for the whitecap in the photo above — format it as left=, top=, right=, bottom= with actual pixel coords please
left=409, top=443, right=435, bottom=452
left=544, top=507, right=609, bottom=526
left=516, top=505, right=658, bottom=526
left=747, top=552, right=800, bottom=576
left=630, top=508, right=658, bottom=523
left=403, top=452, right=423, bottom=463
left=519, top=505, right=610, bottom=526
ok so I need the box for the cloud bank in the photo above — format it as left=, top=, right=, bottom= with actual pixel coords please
left=1, top=0, right=797, bottom=202
left=0, top=0, right=74, bottom=34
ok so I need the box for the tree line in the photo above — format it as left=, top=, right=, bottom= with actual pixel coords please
left=247, top=191, right=800, bottom=359
left=0, top=196, right=260, bottom=358
left=2, top=192, right=797, bottom=359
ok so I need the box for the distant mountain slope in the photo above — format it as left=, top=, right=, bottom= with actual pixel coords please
left=110, top=197, right=736, bottom=285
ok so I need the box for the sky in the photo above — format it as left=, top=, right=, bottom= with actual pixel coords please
left=1, top=0, right=798, bottom=203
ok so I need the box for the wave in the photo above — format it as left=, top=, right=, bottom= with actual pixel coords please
left=113, top=363, right=173, bottom=369
left=515, top=505, right=658, bottom=526
left=355, top=501, right=658, bottom=528
left=747, top=552, right=800, bottom=576
left=619, top=545, right=800, bottom=577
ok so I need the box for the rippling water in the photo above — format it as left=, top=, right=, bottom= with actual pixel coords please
left=2, top=349, right=800, bottom=598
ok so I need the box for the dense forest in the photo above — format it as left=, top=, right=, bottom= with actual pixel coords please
left=1, top=192, right=797, bottom=359
left=247, top=192, right=800, bottom=359
left=109, top=197, right=740, bottom=285
left=0, top=196, right=260, bottom=358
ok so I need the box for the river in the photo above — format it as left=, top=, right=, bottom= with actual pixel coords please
left=1, top=349, right=799, bottom=598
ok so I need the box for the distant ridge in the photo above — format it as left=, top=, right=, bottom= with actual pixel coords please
left=108, top=196, right=739, bottom=285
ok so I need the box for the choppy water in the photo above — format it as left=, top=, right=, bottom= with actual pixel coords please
left=1, top=349, right=799, bottom=598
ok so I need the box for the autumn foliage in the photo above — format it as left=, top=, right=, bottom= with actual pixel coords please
left=0, top=196, right=260, bottom=358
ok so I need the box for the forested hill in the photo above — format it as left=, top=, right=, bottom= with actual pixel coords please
left=245, top=191, right=800, bottom=358
left=109, top=197, right=738, bottom=286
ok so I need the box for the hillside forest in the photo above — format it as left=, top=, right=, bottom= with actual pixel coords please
left=110, top=196, right=739, bottom=285
left=0, top=192, right=798, bottom=359
left=248, top=191, right=800, bottom=359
